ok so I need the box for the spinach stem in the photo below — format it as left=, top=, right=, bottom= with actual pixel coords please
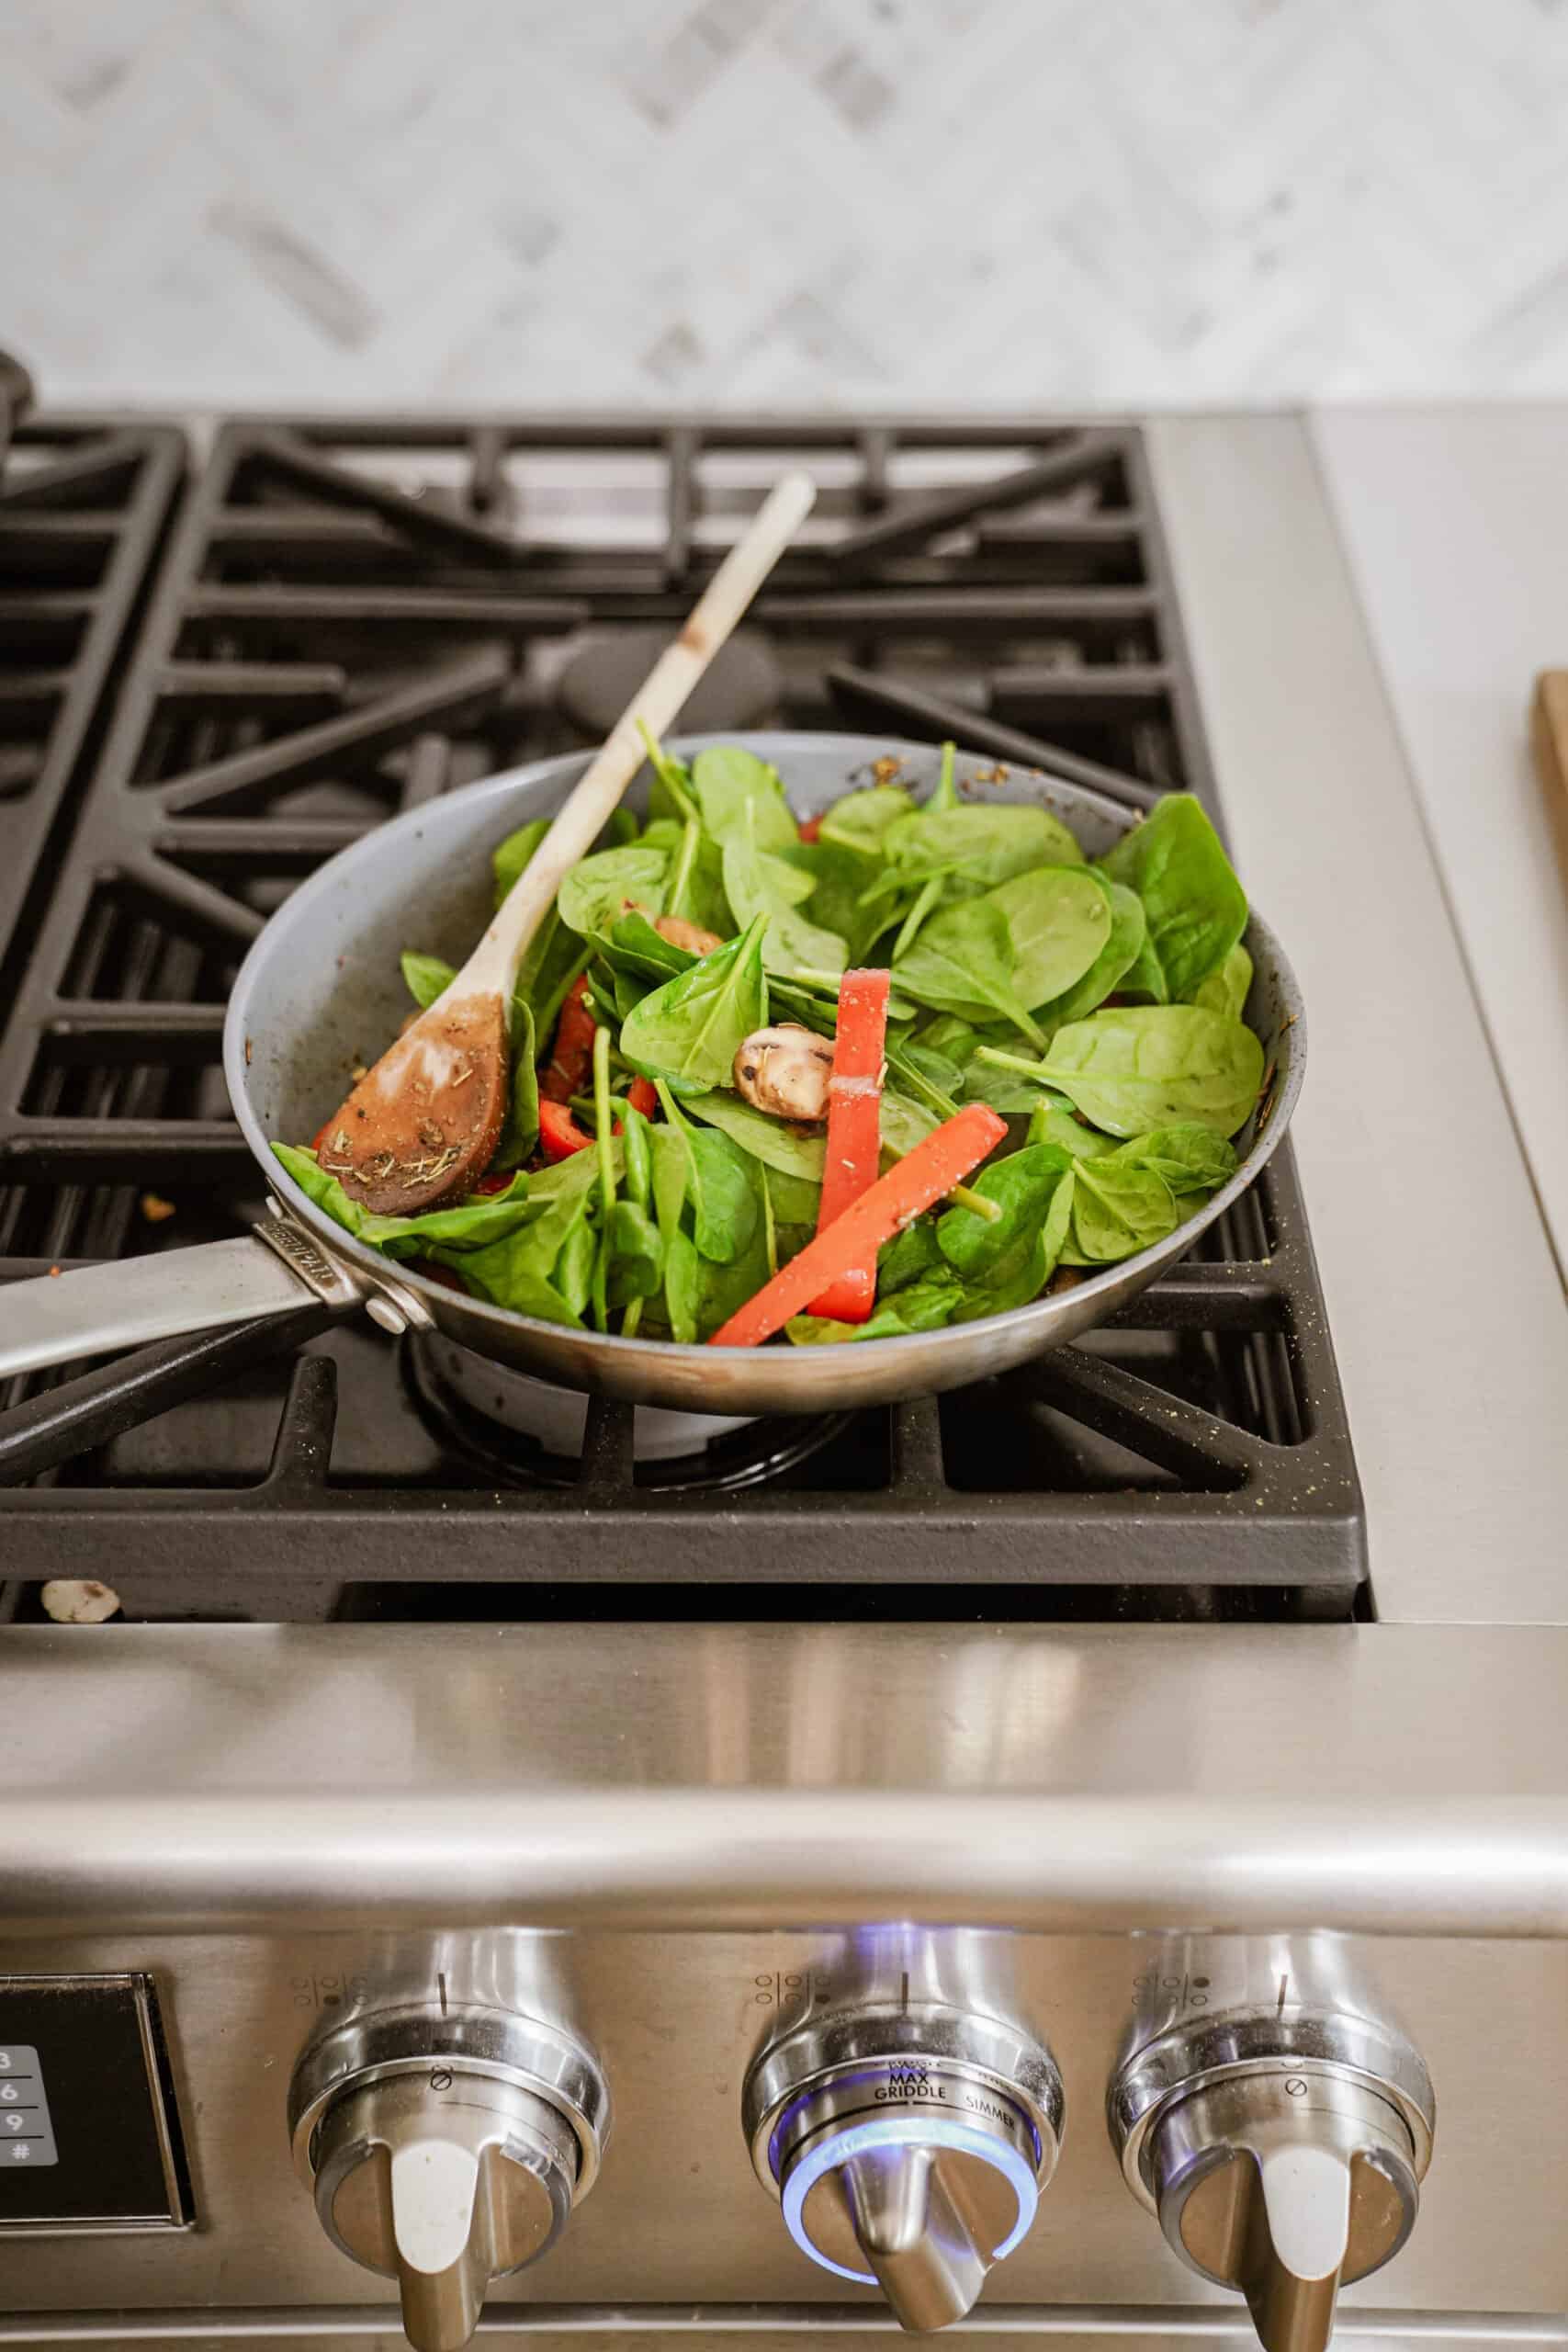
left=892, top=874, right=942, bottom=961
left=884, top=1046, right=958, bottom=1122
left=877, top=1145, right=1000, bottom=1224
left=637, top=718, right=697, bottom=823
left=592, top=1022, right=615, bottom=1334
left=665, top=816, right=700, bottom=920
left=653, top=1078, right=691, bottom=1136
left=935, top=738, right=957, bottom=808
left=976, top=1044, right=1052, bottom=1080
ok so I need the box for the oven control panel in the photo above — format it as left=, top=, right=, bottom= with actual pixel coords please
left=0, top=1976, right=189, bottom=2233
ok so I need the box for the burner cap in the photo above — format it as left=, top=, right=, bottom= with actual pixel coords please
left=558, top=627, right=783, bottom=741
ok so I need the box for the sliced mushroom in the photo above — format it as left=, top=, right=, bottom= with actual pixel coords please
left=733, top=1023, right=835, bottom=1124
left=621, top=899, right=724, bottom=957
left=654, top=911, right=723, bottom=956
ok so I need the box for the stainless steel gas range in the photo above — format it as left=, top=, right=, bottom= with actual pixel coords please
left=1, top=409, right=1565, bottom=2351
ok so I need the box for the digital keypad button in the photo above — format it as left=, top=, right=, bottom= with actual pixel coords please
left=0, top=2048, right=58, bottom=2167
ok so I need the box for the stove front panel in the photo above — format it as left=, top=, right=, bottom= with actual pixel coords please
left=0, top=1925, right=1562, bottom=2325
left=2, top=1623, right=1567, bottom=2335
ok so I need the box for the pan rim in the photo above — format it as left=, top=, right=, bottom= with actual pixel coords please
left=225, top=732, right=1304, bottom=1372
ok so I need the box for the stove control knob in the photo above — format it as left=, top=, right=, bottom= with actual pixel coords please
left=744, top=2007, right=1064, bottom=2332
left=1110, top=2016, right=1435, bottom=2352
left=288, top=2007, right=609, bottom=2352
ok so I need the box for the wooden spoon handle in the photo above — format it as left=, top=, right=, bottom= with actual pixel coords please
left=463, top=469, right=817, bottom=998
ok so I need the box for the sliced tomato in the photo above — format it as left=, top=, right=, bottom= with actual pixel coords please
left=797, top=813, right=822, bottom=844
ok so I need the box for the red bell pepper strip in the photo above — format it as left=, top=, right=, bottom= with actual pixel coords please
left=796, top=813, right=822, bottom=844
left=708, top=1103, right=1007, bottom=1348
left=538, top=1098, right=594, bottom=1162
left=619, top=1076, right=659, bottom=1126
left=808, top=967, right=890, bottom=1323
left=540, top=974, right=597, bottom=1103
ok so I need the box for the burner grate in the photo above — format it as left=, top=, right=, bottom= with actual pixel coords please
left=0, top=417, right=185, bottom=988
left=0, top=415, right=1363, bottom=1621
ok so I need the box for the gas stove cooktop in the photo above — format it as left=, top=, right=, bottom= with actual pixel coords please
left=0, top=413, right=1361, bottom=1623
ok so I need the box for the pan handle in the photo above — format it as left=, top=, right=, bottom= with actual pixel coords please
left=0, top=1217, right=414, bottom=1381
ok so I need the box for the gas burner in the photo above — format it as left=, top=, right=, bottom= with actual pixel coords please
left=558, top=627, right=783, bottom=740
left=403, top=1329, right=850, bottom=1494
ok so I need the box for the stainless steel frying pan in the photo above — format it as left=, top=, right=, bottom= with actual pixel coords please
left=0, top=735, right=1305, bottom=1418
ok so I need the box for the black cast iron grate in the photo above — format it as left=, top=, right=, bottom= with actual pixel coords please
left=0, top=415, right=186, bottom=992
left=0, top=416, right=1363, bottom=1622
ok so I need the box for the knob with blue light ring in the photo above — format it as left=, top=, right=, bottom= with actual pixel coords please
left=782, top=2109, right=1042, bottom=2285
left=746, top=2022, right=1064, bottom=2331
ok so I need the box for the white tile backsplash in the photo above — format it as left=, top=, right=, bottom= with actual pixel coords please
left=5, top=0, right=1568, bottom=408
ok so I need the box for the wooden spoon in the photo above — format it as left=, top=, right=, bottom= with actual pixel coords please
left=320, top=470, right=817, bottom=1216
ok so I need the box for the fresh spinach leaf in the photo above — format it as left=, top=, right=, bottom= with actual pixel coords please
left=684, top=1130, right=759, bottom=1263
left=892, top=874, right=946, bottom=960
left=886, top=803, right=1084, bottom=888
left=604, top=1200, right=663, bottom=1306
left=788, top=1270, right=965, bottom=1346
left=619, top=913, right=770, bottom=1094
left=1033, top=879, right=1147, bottom=1031
left=684, top=1091, right=826, bottom=1183
left=951, top=1161, right=1076, bottom=1319
left=987, top=865, right=1111, bottom=1010
left=1100, top=794, right=1247, bottom=1003
left=1069, top=1157, right=1180, bottom=1262
left=691, top=745, right=797, bottom=853
left=1038, top=1006, right=1264, bottom=1137
left=688, top=1171, right=773, bottom=1338
left=937, top=1143, right=1073, bottom=1277
left=777, top=839, right=886, bottom=964
left=722, top=805, right=848, bottom=979
left=620, top=1102, right=654, bottom=1209
left=877, top=1220, right=944, bottom=1295
left=400, top=950, right=455, bottom=1010
left=665, top=820, right=735, bottom=940
left=1192, top=941, right=1254, bottom=1021
left=491, top=995, right=539, bottom=1171
left=950, top=1224, right=1053, bottom=1321
left=638, top=724, right=698, bottom=824
left=517, top=908, right=588, bottom=1035
left=553, top=1200, right=600, bottom=1320
left=895, top=898, right=1046, bottom=1048
left=760, top=1164, right=821, bottom=1227
left=272, top=1143, right=538, bottom=1257
left=557, top=843, right=669, bottom=940
left=602, top=911, right=696, bottom=985
left=1114, top=1124, right=1237, bottom=1196
left=423, top=1163, right=597, bottom=1324
left=654, top=1084, right=760, bottom=1265
left=649, top=1124, right=698, bottom=1345
left=899, top=1038, right=969, bottom=1102
left=1027, top=1097, right=1116, bottom=1159
left=432, top=1246, right=582, bottom=1329
left=491, top=817, right=550, bottom=910
left=818, top=784, right=916, bottom=860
